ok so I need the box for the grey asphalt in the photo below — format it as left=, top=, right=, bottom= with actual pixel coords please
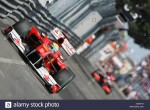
left=0, top=17, right=124, bottom=99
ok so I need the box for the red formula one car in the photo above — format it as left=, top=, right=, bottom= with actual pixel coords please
left=3, top=19, right=76, bottom=93
left=92, top=70, right=115, bottom=94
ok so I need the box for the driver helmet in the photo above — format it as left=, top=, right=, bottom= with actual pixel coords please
left=51, top=43, right=59, bottom=53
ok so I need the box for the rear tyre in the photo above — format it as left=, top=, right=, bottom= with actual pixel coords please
left=52, top=68, right=76, bottom=91
left=45, top=84, right=53, bottom=94
left=13, top=19, right=32, bottom=37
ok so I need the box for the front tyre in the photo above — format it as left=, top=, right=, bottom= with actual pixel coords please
left=49, top=68, right=76, bottom=93
left=13, top=19, right=32, bottom=37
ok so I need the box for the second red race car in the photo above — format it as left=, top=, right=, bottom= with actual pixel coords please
left=3, top=19, right=76, bottom=93
left=92, top=70, right=115, bottom=94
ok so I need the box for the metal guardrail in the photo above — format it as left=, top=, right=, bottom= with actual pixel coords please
left=47, top=0, right=117, bottom=48
left=0, top=0, right=81, bottom=44
left=0, top=0, right=55, bottom=39
left=0, top=0, right=117, bottom=49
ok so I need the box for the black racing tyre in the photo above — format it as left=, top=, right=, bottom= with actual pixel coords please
left=52, top=68, right=76, bottom=89
left=45, top=84, right=53, bottom=93
left=13, top=19, right=32, bottom=37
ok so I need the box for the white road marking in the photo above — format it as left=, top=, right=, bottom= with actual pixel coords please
left=0, top=70, right=5, bottom=78
left=0, top=57, right=26, bottom=65
left=24, top=70, right=32, bottom=79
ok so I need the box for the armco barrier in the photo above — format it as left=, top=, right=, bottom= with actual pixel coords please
left=0, top=0, right=83, bottom=48
left=0, top=0, right=53, bottom=39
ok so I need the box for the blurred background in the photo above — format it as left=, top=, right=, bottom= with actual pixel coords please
left=0, top=0, right=150, bottom=100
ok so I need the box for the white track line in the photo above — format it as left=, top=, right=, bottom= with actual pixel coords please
left=0, top=57, right=26, bottom=65
left=0, top=70, right=6, bottom=78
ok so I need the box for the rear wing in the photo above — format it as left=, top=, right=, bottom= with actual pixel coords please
left=51, top=28, right=76, bottom=56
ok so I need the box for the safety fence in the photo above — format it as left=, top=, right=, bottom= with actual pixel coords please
left=0, top=0, right=81, bottom=47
